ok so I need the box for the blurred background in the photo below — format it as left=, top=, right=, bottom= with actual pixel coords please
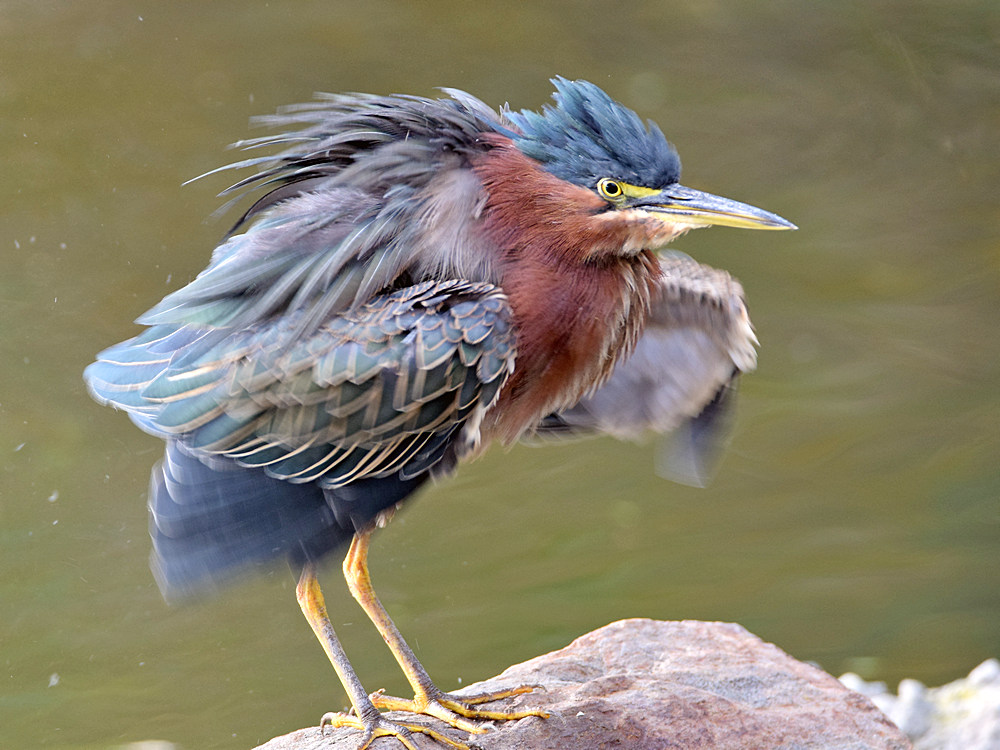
left=2, top=2, right=998, bottom=748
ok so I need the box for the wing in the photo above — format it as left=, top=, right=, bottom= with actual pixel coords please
left=536, top=253, right=758, bottom=486
left=134, top=90, right=507, bottom=340
left=85, top=280, right=515, bottom=489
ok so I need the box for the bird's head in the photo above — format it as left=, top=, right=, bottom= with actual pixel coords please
left=489, top=77, right=795, bottom=258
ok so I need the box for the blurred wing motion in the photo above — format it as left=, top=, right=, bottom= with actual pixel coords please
left=84, top=280, right=515, bottom=595
left=537, top=253, right=758, bottom=486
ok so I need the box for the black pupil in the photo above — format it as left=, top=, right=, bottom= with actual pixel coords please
left=605, top=181, right=620, bottom=196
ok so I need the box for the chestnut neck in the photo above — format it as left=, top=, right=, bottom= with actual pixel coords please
left=473, top=138, right=662, bottom=443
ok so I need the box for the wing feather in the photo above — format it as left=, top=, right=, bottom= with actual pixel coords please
left=536, top=253, right=757, bottom=486
left=84, top=280, right=515, bottom=488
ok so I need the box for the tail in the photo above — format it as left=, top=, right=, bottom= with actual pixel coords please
left=149, top=441, right=349, bottom=600
left=149, top=441, right=434, bottom=600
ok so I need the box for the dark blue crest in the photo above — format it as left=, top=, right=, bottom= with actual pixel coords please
left=507, top=77, right=682, bottom=188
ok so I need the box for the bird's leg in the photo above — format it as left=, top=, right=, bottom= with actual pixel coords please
left=295, top=563, right=467, bottom=750
left=342, top=528, right=548, bottom=733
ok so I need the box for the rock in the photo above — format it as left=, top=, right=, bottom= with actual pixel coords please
left=840, top=658, right=1000, bottom=750
left=255, top=618, right=910, bottom=749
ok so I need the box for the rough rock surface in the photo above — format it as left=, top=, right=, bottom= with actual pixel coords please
left=254, top=618, right=910, bottom=750
left=841, top=658, right=1000, bottom=750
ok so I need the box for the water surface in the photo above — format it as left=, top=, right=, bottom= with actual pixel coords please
left=2, top=2, right=998, bottom=748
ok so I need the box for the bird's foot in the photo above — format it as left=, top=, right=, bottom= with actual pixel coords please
left=320, top=709, right=468, bottom=750
left=371, top=684, right=548, bottom=733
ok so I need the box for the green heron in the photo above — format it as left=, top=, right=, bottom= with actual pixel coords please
left=84, top=78, right=794, bottom=748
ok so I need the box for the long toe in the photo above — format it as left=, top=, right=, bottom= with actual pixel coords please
left=368, top=693, right=485, bottom=735
left=370, top=684, right=548, bottom=733
left=320, top=709, right=470, bottom=750
left=438, top=685, right=549, bottom=722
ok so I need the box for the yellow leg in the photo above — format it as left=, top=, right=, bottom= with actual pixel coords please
left=295, top=564, right=467, bottom=749
left=342, top=528, right=549, bottom=733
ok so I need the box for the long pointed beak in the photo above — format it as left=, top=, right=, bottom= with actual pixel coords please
left=631, top=184, right=797, bottom=231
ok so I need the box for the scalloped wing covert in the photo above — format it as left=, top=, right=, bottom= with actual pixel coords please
left=85, top=280, right=515, bottom=489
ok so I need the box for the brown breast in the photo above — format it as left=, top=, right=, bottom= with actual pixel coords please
left=472, top=138, right=662, bottom=443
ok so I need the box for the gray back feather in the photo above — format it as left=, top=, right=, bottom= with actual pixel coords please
left=144, top=90, right=510, bottom=340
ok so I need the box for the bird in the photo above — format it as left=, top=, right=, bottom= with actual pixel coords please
left=84, top=77, right=795, bottom=749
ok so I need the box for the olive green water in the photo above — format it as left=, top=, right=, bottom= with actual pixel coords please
left=2, top=2, right=998, bottom=748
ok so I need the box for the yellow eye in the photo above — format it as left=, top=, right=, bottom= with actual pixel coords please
left=597, top=178, right=624, bottom=201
